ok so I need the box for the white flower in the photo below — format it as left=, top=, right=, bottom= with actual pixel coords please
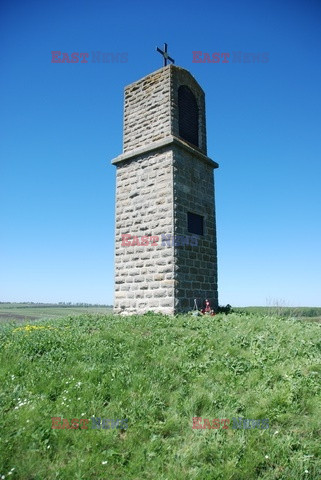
left=77, top=397, right=81, bottom=400
left=274, top=431, right=279, bottom=435
left=47, top=445, right=50, bottom=449
left=102, top=461, right=107, bottom=465
left=1, top=475, right=5, bottom=479
left=305, top=471, right=309, bottom=474
left=265, top=455, right=269, bottom=459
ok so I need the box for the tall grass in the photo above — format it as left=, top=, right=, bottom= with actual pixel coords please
left=0, top=312, right=320, bottom=479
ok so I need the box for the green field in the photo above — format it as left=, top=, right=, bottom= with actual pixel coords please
left=234, top=306, right=321, bottom=323
left=1, top=303, right=320, bottom=324
left=0, top=303, right=112, bottom=323
left=0, top=310, right=321, bottom=479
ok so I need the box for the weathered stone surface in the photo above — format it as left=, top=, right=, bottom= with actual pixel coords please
left=112, top=65, right=218, bottom=314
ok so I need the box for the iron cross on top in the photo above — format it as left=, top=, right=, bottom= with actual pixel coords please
left=156, top=43, right=175, bottom=67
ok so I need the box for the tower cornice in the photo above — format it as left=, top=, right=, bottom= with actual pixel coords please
left=112, top=135, right=218, bottom=169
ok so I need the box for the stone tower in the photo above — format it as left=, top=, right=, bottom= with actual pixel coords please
left=112, top=64, right=219, bottom=315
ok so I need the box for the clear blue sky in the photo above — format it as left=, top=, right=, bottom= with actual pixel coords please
left=1, top=0, right=320, bottom=307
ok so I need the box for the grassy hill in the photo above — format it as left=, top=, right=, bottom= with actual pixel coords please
left=0, top=312, right=320, bottom=479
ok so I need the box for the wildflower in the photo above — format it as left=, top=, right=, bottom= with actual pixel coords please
left=13, top=325, right=51, bottom=334
left=102, top=461, right=107, bottom=465
left=274, top=431, right=279, bottom=435
left=265, top=455, right=269, bottom=459
left=305, top=471, right=309, bottom=474
left=47, top=445, right=50, bottom=449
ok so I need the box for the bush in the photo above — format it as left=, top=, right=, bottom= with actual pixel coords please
left=216, top=304, right=233, bottom=314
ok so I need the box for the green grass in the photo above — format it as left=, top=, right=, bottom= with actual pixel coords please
left=234, top=307, right=321, bottom=323
left=0, top=303, right=112, bottom=323
left=0, top=312, right=321, bottom=479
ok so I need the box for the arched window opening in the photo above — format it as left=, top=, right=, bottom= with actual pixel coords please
left=178, top=85, right=199, bottom=147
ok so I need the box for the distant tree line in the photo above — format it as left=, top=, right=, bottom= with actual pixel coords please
left=0, top=302, right=113, bottom=307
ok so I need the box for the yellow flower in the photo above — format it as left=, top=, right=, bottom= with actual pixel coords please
left=13, top=325, right=56, bottom=333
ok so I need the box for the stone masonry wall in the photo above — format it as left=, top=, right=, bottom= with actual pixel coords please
left=173, top=146, right=218, bottom=312
left=123, top=68, right=171, bottom=153
left=114, top=149, right=175, bottom=314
